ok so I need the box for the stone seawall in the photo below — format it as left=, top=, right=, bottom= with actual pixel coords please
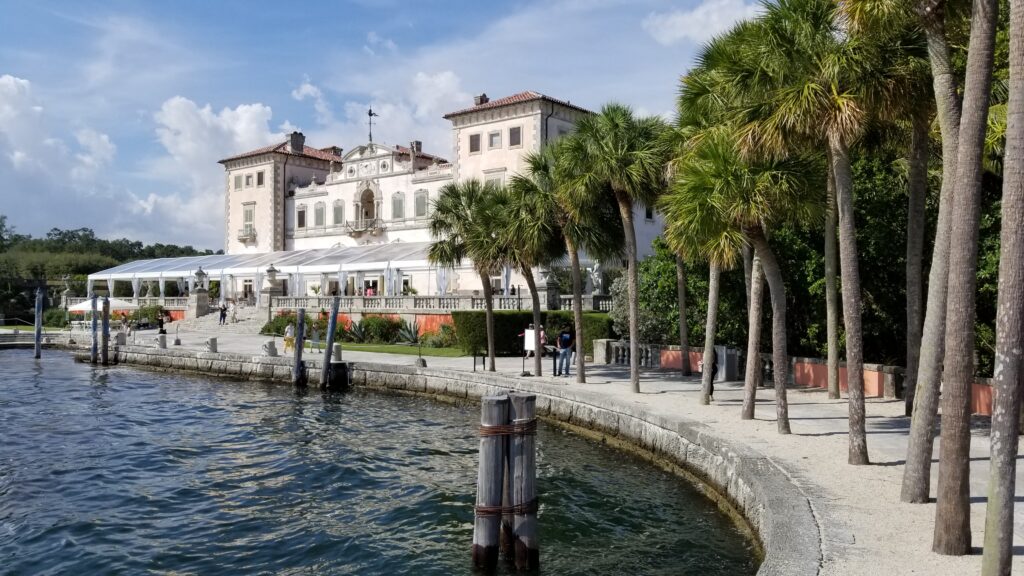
left=85, top=345, right=822, bottom=576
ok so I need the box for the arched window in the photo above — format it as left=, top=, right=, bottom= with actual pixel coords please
left=392, top=192, right=405, bottom=221
left=333, top=200, right=345, bottom=225
left=314, top=202, right=325, bottom=227
left=414, top=190, right=429, bottom=218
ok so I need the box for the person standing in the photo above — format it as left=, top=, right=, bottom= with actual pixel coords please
left=219, top=303, right=227, bottom=325
left=556, top=327, right=573, bottom=377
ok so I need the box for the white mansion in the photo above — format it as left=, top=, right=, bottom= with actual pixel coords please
left=86, top=91, right=664, bottom=309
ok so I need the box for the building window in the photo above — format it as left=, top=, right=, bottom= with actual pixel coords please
left=509, top=126, right=522, bottom=148
left=243, top=203, right=255, bottom=233
left=645, top=206, right=654, bottom=220
left=469, top=133, right=481, bottom=153
left=414, top=190, right=429, bottom=218
left=256, top=171, right=265, bottom=187
left=314, top=202, right=325, bottom=227
left=333, top=201, right=344, bottom=225
left=392, top=192, right=405, bottom=220
left=234, top=175, right=242, bottom=190
left=245, top=174, right=253, bottom=187
left=485, top=175, right=504, bottom=187
left=488, top=131, right=501, bottom=149
left=297, top=205, right=307, bottom=229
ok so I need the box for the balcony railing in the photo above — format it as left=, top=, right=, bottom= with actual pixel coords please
left=237, top=227, right=257, bottom=243
left=269, top=294, right=611, bottom=314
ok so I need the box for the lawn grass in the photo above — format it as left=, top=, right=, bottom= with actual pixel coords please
left=329, top=342, right=466, bottom=357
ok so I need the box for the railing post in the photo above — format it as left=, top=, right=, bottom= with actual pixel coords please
left=33, top=288, right=43, bottom=359
left=293, top=308, right=307, bottom=387
left=321, top=297, right=340, bottom=389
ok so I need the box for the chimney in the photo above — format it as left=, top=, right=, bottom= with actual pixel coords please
left=410, top=140, right=422, bottom=154
left=473, top=93, right=489, bottom=106
left=288, top=131, right=305, bottom=153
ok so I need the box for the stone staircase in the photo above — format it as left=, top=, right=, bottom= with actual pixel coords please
left=173, top=305, right=268, bottom=335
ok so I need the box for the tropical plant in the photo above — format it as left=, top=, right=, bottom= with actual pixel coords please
left=509, top=144, right=623, bottom=381
left=559, top=103, right=669, bottom=392
left=398, top=318, right=420, bottom=344
left=428, top=179, right=510, bottom=370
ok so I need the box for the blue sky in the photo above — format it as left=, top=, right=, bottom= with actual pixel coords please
left=0, top=0, right=759, bottom=249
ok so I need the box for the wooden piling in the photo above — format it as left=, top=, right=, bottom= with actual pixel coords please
left=100, top=297, right=110, bottom=366
left=473, top=395, right=509, bottom=572
left=321, top=297, right=340, bottom=388
left=90, top=295, right=98, bottom=364
left=510, top=393, right=539, bottom=570
left=33, top=288, right=43, bottom=359
left=292, top=308, right=307, bottom=386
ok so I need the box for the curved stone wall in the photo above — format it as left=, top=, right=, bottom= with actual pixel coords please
left=350, top=362, right=822, bottom=576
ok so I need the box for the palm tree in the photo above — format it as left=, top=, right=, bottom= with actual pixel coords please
left=503, top=170, right=562, bottom=378
left=661, top=125, right=821, bottom=432
left=509, top=146, right=623, bottom=382
left=560, top=104, right=669, bottom=393
left=902, top=0, right=967, bottom=504
left=428, top=179, right=508, bottom=371
left=981, top=0, right=1023, bottom=569
left=742, top=254, right=765, bottom=419
left=676, top=255, right=692, bottom=377
left=932, top=0, right=1000, bottom=555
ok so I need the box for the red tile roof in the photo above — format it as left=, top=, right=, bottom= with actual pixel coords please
left=218, top=141, right=344, bottom=164
left=442, top=90, right=592, bottom=119
left=394, top=144, right=448, bottom=164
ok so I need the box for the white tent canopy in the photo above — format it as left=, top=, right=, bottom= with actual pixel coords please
left=68, top=297, right=139, bottom=312
left=87, top=242, right=435, bottom=283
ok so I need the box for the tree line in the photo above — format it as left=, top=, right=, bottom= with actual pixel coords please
left=427, top=0, right=1022, bottom=567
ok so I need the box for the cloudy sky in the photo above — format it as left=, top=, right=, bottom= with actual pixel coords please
left=0, top=0, right=759, bottom=250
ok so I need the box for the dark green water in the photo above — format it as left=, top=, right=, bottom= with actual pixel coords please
left=0, top=350, right=758, bottom=575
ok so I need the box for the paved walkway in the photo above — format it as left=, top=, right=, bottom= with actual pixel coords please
left=131, top=326, right=1022, bottom=575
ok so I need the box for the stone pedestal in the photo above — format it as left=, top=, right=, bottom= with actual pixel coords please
left=263, top=340, right=278, bottom=357
left=260, top=285, right=283, bottom=310
left=156, top=334, right=167, bottom=349
left=187, top=288, right=210, bottom=320
left=206, top=337, right=217, bottom=353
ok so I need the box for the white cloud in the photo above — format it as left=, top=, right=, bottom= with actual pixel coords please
left=71, top=128, right=116, bottom=181
left=142, top=96, right=282, bottom=243
left=291, top=77, right=334, bottom=125
left=363, top=31, right=398, bottom=56
left=642, top=0, right=761, bottom=46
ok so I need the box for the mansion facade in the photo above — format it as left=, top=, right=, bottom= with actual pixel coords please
left=84, top=92, right=665, bottom=308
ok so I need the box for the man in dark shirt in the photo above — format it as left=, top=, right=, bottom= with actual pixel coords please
left=555, top=328, right=574, bottom=377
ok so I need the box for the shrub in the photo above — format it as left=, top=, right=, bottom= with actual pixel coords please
left=43, top=307, right=68, bottom=328
left=361, top=315, right=402, bottom=343
left=421, top=323, right=458, bottom=348
left=261, top=311, right=315, bottom=336
left=450, top=311, right=537, bottom=355
left=451, top=310, right=615, bottom=356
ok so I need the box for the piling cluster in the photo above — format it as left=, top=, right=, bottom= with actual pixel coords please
left=473, top=393, right=539, bottom=572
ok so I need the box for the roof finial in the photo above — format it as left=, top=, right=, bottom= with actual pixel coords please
left=368, top=107, right=379, bottom=142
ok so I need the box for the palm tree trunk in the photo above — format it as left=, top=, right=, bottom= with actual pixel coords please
left=749, top=228, right=791, bottom=434
left=828, top=138, right=868, bottom=464
left=981, top=1, right=1024, bottom=568
left=567, top=237, right=587, bottom=383
left=677, top=255, right=691, bottom=377
left=616, top=193, right=641, bottom=393
left=700, top=264, right=720, bottom=405
left=902, top=3, right=964, bottom=504
left=742, top=254, right=764, bottom=420
left=825, top=163, right=841, bottom=400
left=522, top=267, right=543, bottom=377
left=933, top=0, right=999, bottom=555
left=480, top=271, right=497, bottom=372
left=904, top=113, right=930, bottom=416
left=742, top=244, right=754, bottom=311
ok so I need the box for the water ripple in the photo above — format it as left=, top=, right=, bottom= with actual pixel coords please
left=0, top=350, right=756, bottom=575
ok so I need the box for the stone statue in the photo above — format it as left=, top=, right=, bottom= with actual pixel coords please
left=589, top=262, right=603, bottom=295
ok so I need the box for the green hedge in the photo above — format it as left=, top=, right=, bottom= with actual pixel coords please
left=261, top=311, right=316, bottom=337
left=361, top=315, right=402, bottom=343
left=450, top=310, right=615, bottom=356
